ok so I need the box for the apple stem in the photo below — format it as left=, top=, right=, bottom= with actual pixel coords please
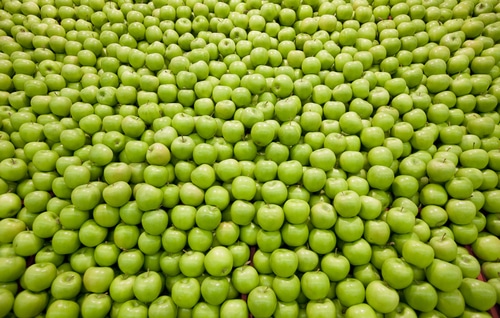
left=441, top=233, right=447, bottom=241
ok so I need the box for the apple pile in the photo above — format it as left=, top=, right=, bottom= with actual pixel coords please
left=1, top=0, right=500, bottom=316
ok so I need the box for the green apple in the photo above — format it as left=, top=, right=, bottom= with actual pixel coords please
left=426, top=259, right=463, bottom=292
left=403, top=281, right=439, bottom=313
left=365, top=280, right=399, bottom=314
left=459, top=278, right=497, bottom=312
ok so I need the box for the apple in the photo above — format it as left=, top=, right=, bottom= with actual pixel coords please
left=187, top=227, right=213, bottom=253
left=349, top=179, right=371, bottom=199
left=51, top=270, right=82, bottom=300
left=382, top=257, right=414, bottom=290
left=403, top=281, right=439, bottom=313
left=300, top=271, right=330, bottom=301
left=0, top=193, right=22, bottom=219
left=451, top=253, right=481, bottom=280
left=0, top=253, right=26, bottom=284
left=68, top=246, right=96, bottom=275
left=80, top=293, right=112, bottom=318
left=117, top=248, right=145, bottom=276
left=45, top=299, right=79, bottom=318
left=270, top=248, right=299, bottom=278
left=385, top=206, right=416, bottom=234
left=220, top=299, right=248, bottom=318
left=336, top=278, right=365, bottom=307
left=372, top=245, right=397, bottom=271
left=132, top=271, right=163, bottom=304
left=335, top=216, right=364, bottom=243
left=22, top=261, right=58, bottom=292
left=402, top=240, right=435, bottom=269
left=471, top=233, right=500, bottom=262
left=247, top=285, right=277, bottom=317
left=114, top=223, right=140, bottom=251
left=264, top=142, right=290, bottom=166
left=83, top=266, right=114, bottom=294
left=204, top=246, right=233, bottom=277
left=460, top=278, right=497, bottom=312
left=282, top=222, right=308, bottom=248
left=119, top=200, right=143, bottom=226
left=13, top=290, right=49, bottom=318
left=277, top=160, right=303, bottom=185
left=12, top=230, right=45, bottom=257
left=195, top=205, right=221, bottom=232
left=365, top=280, right=399, bottom=314
left=429, top=232, right=458, bottom=262
left=257, top=180, right=288, bottom=205
left=344, top=302, right=377, bottom=318
left=483, top=190, right=500, bottom=213
left=170, top=205, right=196, bottom=232
left=426, top=259, right=463, bottom=293
left=333, top=190, right=362, bottom=218
left=363, top=219, right=391, bottom=246
left=230, top=264, right=258, bottom=296
left=0, top=218, right=25, bottom=243
left=320, top=252, right=350, bottom=282
left=135, top=183, right=164, bottom=212
left=0, top=158, right=28, bottom=182
left=342, top=238, right=372, bottom=265
left=272, top=300, right=299, bottom=318
left=486, top=213, right=500, bottom=236
left=487, top=278, right=500, bottom=306
left=419, top=184, right=449, bottom=207
left=231, top=175, right=257, bottom=201
left=210, top=220, right=237, bottom=252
